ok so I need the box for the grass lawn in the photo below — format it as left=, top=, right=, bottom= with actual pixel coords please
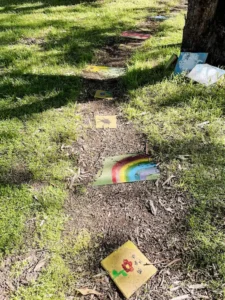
left=124, top=12, right=225, bottom=297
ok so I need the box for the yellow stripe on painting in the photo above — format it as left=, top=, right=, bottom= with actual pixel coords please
left=119, top=158, right=149, bottom=182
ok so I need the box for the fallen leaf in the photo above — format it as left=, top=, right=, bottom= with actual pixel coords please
left=6, top=280, right=15, bottom=291
left=149, top=200, right=157, bottom=216
left=69, top=168, right=80, bottom=189
left=92, top=272, right=106, bottom=278
left=171, top=295, right=190, bottom=300
left=34, top=259, right=46, bottom=272
left=196, top=295, right=209, bottom=299
left=162, top=175, right=175, bottom=186
left=197, top=121, right=210, bottom=128
left=76, top=288, right=102, bottom=296
left=188, top=284, right=206, bottom=289
left=164, top=258, right=181, bottom=268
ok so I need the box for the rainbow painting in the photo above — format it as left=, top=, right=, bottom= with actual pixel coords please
left=82, top=65, right=126, bottom=80
left=94, top=154, right=159, bottom=186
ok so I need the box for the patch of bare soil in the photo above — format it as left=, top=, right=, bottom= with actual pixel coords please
left=0, top=250, right=48, bottom=300
left=19, top=37, right=45, bottom=46
left=64, top=4, right=211, bottom=299
left=65, top=98, right=210, bottom=299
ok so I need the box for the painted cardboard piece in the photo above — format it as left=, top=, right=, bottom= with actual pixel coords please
left=94, top=90, right=113, bottom=99
left=82, top=65, right=126, bottom=80
left=187, top=63, right=225, bottom=86
left=118, top=43, right=142, bottom=51
left=121, top=31, right=151, bottom=40
left=95, top=115, right=117, bottom=129
left=165, top=54, right=178, bottom=69
left=174, top=52, right=208, bottom=75
left=150, top=15, right=169, bottom=21
left=93, top=153, right=159, bottom=186
left=101, top=241, right=157, bottom=299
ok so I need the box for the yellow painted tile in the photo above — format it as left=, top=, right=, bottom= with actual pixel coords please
left=95, top=115, right=117, bottom=129
left=101, top=241, right=157, bottom=299
left=94, top=90, right=113, bottom=99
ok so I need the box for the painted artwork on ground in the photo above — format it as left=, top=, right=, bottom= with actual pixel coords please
left=95, top=115, right=117, bottom=129
left=82, top=65, right=126, bottom=80
left=121, top=31, right=151, bottom=40
left=165, top=54, right=178, bottom=69
left=150, top=15, right=169, bottom=21
left=187, top=63, right=225, bottom=86
left=118, top=43, right=142, bottom=50
left=93, top=153, right=159, bottom=186
left=174, top=52, right=208, bottom=75
left=101, top=241, right=157, bottom=299
left=94, top=90, right=113, bottom=99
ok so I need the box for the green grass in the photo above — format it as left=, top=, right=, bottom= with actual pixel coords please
left=0, top=0, right=180, bottom=298
left=124, top=13, right=225, bottom=297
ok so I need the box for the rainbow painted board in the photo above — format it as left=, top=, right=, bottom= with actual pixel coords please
left=82, top=65, right=126, bottom=80
left=93, top=154, right=159, bottom=186
left=101, top=241, right=157, bottom=299
left=94, top=90, right=113, bottom=99
left=121, top=31, right=151, bottom=40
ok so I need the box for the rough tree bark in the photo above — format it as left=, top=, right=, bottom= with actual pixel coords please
left=182, top=0, right=225, bottom=66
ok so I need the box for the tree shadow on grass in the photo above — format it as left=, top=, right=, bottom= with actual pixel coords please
left=0, top=74, right=81, bottom=120
left=123, top=64, right=174, bottom=91
left=0, top=0, right=97, bottom=8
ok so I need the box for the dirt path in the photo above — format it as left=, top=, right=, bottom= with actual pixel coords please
left=63, top=11, right=209, bottom=299
left=66, top=98, right=190, bottom=299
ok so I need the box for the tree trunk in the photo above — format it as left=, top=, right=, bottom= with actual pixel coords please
left=182, top=0, right=225, bottom=66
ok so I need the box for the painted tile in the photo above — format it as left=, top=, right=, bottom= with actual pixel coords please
left=95, top=115, right=117, bottom=129
left=121, top=31, right=151, bottom=40
left=118, top=43, right=142, bottom=50
left=150, top=15, right=169, bottom=21
left=94, top=90, right=113, bottom=99
left=82, top=65, right=126, bottom=80
left=93, top=153, right=159, bottom=186
left=101, top=241, right=157, bottom=299
left=174, top=52, right=208, bottom=74
left=187, top=63, right=225, bottom=86
left=165, top=54, right=178, bottom=69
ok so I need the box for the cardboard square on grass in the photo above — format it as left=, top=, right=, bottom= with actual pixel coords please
left=174, top=52, right=208, bottom=75
left=121, top=31, right=151, bottom=40
left=95, top=115, right=117, bottom=129
left=94, top=90, right=113, bottom=99
left=93, top=153, right=159, bottom=186
left=149, top=15, right=169, bottom=21
left=165, top=54, right=178, bottom=69
left=82, top=65, right=126, bottom=80
left=187, top=63, right=225, bottom=86
left=101, top=241, right=157, bottom=299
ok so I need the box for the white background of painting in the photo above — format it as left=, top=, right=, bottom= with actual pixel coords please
left=187, top=64, right=225, bottom=86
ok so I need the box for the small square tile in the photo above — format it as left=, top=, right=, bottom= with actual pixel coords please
left=94, top=90, right=113, bottom=99
left=95, top=115, right=117, bottom=129
left=101, top=241, right=157, bottom=299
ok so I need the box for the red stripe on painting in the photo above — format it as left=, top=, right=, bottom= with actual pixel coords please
left=111, top=154, right=149, bottom=183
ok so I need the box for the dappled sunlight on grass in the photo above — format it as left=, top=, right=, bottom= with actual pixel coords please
left=124, top=9, right=225, bottom=293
